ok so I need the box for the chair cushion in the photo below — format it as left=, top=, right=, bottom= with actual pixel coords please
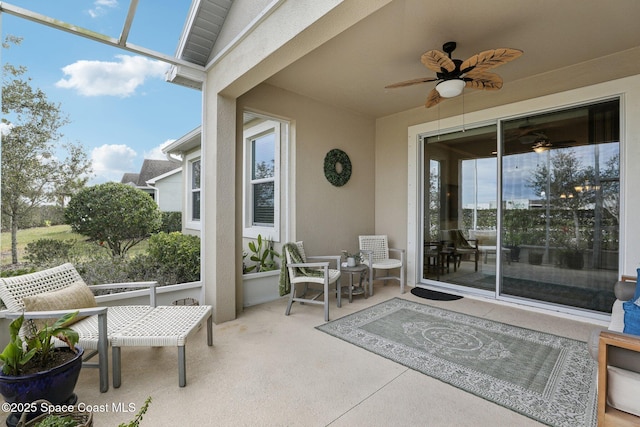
left=607, top=365, right=640, bottom=417
left=23, top=281, right=97, bottom=327
left=609, top=299, right=625, bottom=333
left=622, top=298, right=640, bottom=336
left=290, top=268, right=340, bottom=285
left=372, top=259, right=403, bottom=269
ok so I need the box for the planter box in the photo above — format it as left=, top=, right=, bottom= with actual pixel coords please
left=242, top=270, right=282, bottom=307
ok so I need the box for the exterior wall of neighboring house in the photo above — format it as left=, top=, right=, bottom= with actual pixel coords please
left=147, top=168, right=182, bottom=212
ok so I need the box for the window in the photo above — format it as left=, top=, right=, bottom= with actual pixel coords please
left=187, top=155, right=201, bottom=228
left=243, top=119, right=281, bottom=240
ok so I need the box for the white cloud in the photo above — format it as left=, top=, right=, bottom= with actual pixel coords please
left=88, top=0, right=118, bottom=18
left=91, top=144, right=137, bottom=183
left=56, top=55, right=169, bottom=97
left=144, top=139, right=176, bottom=160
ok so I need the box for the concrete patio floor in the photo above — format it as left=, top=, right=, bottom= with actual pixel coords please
left=2, top=282, right=605, bottom=426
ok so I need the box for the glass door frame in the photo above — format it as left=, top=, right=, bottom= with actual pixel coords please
left=412, top=98, right=620, bottom=322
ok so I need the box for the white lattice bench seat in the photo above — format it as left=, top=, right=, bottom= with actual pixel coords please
left=111, top=305, right=213, bottom=388
left=0, top=263, right=161, bottom=393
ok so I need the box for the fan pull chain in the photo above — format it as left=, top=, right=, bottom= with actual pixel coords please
left=462, top=89, right=466, bottom=132
left=437, top=103, right=441, bottom=140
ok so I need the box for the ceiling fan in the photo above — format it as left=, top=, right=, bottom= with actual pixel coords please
left=385, top=41, right=523, bottom=108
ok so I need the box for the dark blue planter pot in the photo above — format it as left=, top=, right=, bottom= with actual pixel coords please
left=0, top=347, right=83, bottom=427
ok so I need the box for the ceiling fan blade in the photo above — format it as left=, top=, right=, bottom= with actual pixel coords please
left=460, top=48, right=523, bottom=74
left=421, top=49, right=456, bottom=73
left=385, top=76, right=438, bottom=89
left=465, top=71, right=503, bottom=90
left=425, top=88, right=443, bottom=108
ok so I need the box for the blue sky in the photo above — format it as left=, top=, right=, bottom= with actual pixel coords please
left=1, top=0, right=202, bottom=183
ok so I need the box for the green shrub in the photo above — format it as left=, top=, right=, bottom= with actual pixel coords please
left=126, top=254, right=166, bottom=283
left=160, top=212, right=182, bottom=233
left=65, top=182, right=162, bottom=257
left=74, top=255, right=131, bottom=286
left=25, top=239, right=75, bottom=267
left=147, top=232, right=200, bottom=283
left=0, top=266, right=37, bottom=277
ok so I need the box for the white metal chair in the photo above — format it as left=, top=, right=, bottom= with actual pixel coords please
left=282, top=242, right=341, bottom=321
left=359, top=235, right=405, bottom=295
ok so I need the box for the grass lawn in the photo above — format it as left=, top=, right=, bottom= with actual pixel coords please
left=1, top=225, right=148, bottom=266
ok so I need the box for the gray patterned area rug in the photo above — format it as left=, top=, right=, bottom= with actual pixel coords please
left=317, top=298, right=597, bottom=427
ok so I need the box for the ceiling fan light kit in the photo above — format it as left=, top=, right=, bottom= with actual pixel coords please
left=385, top=41, right=523, bottom=108
left=435, top=79, right=465, bottom=98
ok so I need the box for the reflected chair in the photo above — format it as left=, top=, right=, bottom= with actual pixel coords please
left=359, top=235, right=406, bottom=295
left=423, top=241, right=444, bottom=280
left=282, top=242, right=341, bottom=321
left=440, top=229, right=479, bottom=272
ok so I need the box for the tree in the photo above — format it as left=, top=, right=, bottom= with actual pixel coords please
left=1, top=38, right=92, bottom=264
left=65, top=183, right=162, bottom=257
left=529, top=149, right=594, bottom=251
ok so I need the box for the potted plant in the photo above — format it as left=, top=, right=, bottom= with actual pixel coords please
left=243, top=234, right=280, bottom=273
left=0, top=312, right=84, bottom=427
left=341, top=250, right=363, bottom=267
left=242, top=235, right=282, bottom=307
left=554, top=224, right=587, bottom=270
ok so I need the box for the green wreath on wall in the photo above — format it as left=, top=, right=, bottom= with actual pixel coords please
left=324, top=148, right=352, bottom=187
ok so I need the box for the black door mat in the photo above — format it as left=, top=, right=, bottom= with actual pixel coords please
left=410, top=287, right=463, bottom=301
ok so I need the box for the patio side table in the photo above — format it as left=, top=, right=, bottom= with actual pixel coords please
left=340, top=263, right=369, bottom=303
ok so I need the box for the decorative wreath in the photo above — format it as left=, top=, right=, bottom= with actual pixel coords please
left=324, top=149, right=352, bottom=187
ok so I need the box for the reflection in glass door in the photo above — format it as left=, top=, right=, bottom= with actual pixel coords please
left=421, top=99, right=620, bottom=314
left=501, top=100, right=619, bottom=313
left=422, top=125, right=499, bottom=289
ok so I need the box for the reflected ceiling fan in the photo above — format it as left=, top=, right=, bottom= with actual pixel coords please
left=385, top=41, right=523, bottom=108
left=519, top=131, right=576, bottom=153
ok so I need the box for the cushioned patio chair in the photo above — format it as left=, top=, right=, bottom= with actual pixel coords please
left=359, top=235, right=405, bottom=294
left=281, top=242, right=341, bottom=321
left=0, top=263, right=158, bottom=393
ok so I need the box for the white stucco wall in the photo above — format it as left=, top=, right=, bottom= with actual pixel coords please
left=154, top=171, right=183, bottom=212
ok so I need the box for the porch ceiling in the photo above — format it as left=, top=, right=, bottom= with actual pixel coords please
left=263, top=0, right=640, bottom=118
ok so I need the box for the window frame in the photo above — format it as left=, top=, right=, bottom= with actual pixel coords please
left=186, top=152, right=201, bottom=231
left=243, top=120, right=281, bottom=240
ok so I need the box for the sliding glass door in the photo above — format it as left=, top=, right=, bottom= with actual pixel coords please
left=421, top=99, right=620, bottom=314
left=422, top=125, right=499, bottom=290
